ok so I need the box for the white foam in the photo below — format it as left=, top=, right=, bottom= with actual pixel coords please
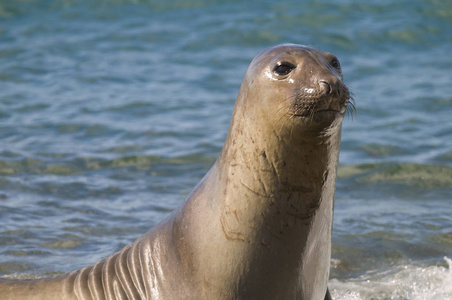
left=2, top=272, right=54, bottom=280
left=329, top=257, right=452, bottom=300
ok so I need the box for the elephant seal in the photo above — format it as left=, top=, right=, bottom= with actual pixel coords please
left=0, top=44, right=350, bottom=300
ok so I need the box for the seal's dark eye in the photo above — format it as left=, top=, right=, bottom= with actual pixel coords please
left=331, top=58, right=341, bottom=70
left=273, top=62, right=296, bottom=76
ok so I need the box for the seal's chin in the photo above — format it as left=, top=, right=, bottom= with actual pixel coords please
left=290, top=108, right=345, bottom=133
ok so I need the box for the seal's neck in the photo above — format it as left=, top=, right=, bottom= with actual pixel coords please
left=174, top=118, right=341, bottom=299
left=219, top=112, right=342, bottom=213
left=212, top=123, right=341, bottom=298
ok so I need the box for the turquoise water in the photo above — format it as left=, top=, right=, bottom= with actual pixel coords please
left=1, top=0, right=451, bottom=298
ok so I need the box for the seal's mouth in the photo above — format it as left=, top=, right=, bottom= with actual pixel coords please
left=293, top=109, right=340, bottom=117
left=314, top=109, right=344, bottom=115
left=290, top=84, right=353, bottom=120
left=291, top=96, right=349, bottom=118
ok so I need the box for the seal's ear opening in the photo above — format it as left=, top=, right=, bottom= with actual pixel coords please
left=330, top=57, right=341, bottom=70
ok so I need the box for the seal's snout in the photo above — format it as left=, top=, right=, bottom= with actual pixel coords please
left=319, top=81, right=331, bottom=95
left=319, top=78, right=342, bottom=96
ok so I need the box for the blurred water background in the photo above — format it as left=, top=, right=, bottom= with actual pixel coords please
left=0, top=0, right=451, bottom=299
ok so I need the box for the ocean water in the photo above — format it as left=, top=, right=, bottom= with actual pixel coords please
left=0, top=0, right=451, bottom=299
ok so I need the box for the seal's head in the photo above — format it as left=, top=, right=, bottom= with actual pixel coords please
left=233, top=44, right=351, bottom=138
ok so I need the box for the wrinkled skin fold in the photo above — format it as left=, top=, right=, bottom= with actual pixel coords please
left=0, top=44, right=350, bottom=300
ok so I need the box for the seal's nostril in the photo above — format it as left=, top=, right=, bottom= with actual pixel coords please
left=319, top=81, right=331, bottom=94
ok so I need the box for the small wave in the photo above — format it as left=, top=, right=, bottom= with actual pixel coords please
left=338, top=163, right=452, bottom=189
left=329, top=257, right=452, bottom=300
left=0, top=153, right=215, bottom=176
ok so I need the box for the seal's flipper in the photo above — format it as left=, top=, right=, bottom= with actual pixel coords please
left=325, top=287, right=333, bottom=300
